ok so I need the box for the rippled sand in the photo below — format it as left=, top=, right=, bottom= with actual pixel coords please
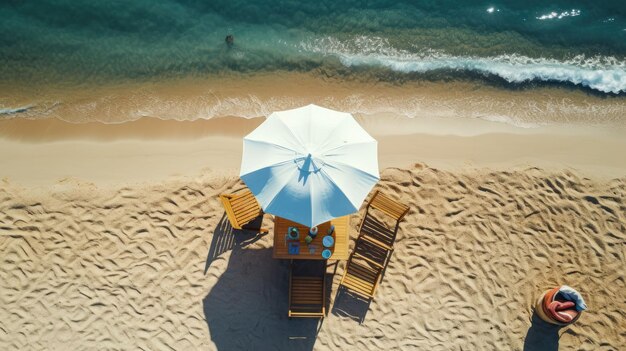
left=1, top=165, right=624, bottom=350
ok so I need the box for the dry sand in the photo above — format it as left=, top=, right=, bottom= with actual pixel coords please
left=0, top=164, right=624, bottom=350
left=0, top=115, right=625, bottom=188
left=0, top=113, right=625, bottom=350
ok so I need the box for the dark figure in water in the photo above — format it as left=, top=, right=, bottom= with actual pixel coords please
left=225, top=34, right=234, bottom=48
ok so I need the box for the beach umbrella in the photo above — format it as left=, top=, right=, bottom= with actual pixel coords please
left=240, top=104, right=379, bottom=227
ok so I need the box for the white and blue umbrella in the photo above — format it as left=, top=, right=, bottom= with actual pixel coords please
left=240, top=104, right=379, bottom=228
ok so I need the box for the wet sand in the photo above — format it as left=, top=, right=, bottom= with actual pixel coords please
left=2, top=72, right=625, bottom=125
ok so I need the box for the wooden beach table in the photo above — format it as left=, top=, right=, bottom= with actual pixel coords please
left=273, top=216, right=350, bottom=260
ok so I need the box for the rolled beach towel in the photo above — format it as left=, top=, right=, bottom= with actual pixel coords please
left=558, top=285, right=588, bottom=311
left=537, top=285, right=586, bottom=325
left=547, top=300, right=577, bottom=323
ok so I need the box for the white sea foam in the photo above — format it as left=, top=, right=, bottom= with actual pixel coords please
left=476, top=114, right=544, bottom=129
left=0, top=105, right=33, bottom=116
left=0, top=102, right=62, bottom=120
left=302, top=37, right=626, bottom=94
left=536, top=9, right=581, bottom=20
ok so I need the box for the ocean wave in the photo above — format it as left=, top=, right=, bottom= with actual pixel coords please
left=0, top=105, right=34, bottom=116
left=302, top=37, right=626, bottom=94
left=0, top=102, right=62, bottom=120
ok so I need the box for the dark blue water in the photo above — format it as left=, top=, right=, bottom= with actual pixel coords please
left=1, top=0, right=625, bottom=93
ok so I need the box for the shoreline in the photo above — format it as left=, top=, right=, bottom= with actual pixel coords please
left=2, top=72, right=625, bottom=126
left=1, top=114, right=624, bottom=188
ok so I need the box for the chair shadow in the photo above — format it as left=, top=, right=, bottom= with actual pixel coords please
left=204, top=213, right=264, bottom=274
left=330, top=287, right=372, bottom=324
left=203, top=247, right=321, bottom=351
left=523, top=313, right=563, bottom=351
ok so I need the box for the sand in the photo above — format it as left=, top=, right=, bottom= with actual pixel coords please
left=0, top=113, right=625, bottom=350
left=0, top=115, right=625, bottom=189
left=0, top=164, right=624, bottom=350
left=2, top=73, right=626, bottom=126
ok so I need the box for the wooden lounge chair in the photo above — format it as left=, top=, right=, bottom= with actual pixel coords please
left=358, top=190, right=409, bottom=250
left=352, top=237, right=392, bottom=268
left=219, top=189, right=268, bottom=233
left=339, top=250, right=384, bottom=299
left=288, top=260, right=326, bottom=318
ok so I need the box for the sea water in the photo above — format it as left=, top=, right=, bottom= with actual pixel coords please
left=1, top=0, right=625, bottom=124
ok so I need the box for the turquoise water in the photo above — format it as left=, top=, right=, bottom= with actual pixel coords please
left=1, top=0, right=625, bottom=93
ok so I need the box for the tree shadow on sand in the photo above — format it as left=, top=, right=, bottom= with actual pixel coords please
left=523, top=313, right=563, bottom=351
left=203, top=219, right=321, bottom=350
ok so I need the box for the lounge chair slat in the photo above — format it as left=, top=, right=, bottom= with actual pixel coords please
left=288, top=261, right=326, bottom=319
left=368, top=191, right=409, bottom=221
left=219, top=189, right=265, bottom=232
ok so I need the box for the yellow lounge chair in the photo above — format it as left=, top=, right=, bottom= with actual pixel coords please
left=288, top=260, right=326, bottom=318
left=339, top=248, right=384, bottom=299
left=358, top=190, right=409, bottom=250
left=219, top=189, right=268, bottom=233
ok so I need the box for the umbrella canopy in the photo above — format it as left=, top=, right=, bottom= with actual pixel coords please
left=240, top=104, right=379, bottom=227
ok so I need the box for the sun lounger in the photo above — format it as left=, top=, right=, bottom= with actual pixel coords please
left=358, top=190, right=409, bottom=250
left=288, top=260, right=326, bottom=318
left=219, top=188, right=268, bottom=233
left=339, top=252, right=384, bottom=299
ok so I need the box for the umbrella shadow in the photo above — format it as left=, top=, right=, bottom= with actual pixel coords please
left=523, top=313, right=563, bottom=351
left=296, top=154, right=314, bottom=185
left=204, top=213, right=264, bottom=274
left=203, top=248, right=322, bottom=350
